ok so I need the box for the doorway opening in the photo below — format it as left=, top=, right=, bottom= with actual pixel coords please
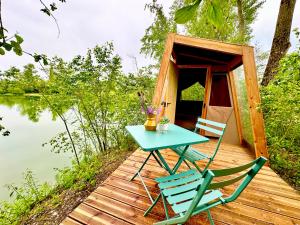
left=175, top=68, right=207, bottom=130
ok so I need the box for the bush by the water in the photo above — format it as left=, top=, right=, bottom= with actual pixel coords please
left=0, top=150, right=129, bottom=225
left=261, top=46, right=300, bottom=189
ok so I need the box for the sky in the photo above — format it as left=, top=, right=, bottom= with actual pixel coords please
left=1, top=0, right=300, bottom=74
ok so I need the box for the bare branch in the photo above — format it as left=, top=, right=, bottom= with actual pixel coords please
left=39, top=0, right=61, bottom=38
left=0, top=0, right=6, bottom=43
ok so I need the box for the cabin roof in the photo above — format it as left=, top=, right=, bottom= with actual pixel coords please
left=172, top=34, right=247, bottom=71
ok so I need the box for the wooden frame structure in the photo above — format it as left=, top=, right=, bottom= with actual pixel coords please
left=153, top=33, right=268, bottom=159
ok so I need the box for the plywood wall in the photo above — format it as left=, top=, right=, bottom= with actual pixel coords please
left=165, top=61, right=178, bottom=123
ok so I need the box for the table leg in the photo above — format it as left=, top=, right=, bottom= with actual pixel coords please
left=151, top=152, right=164, bottom=168
left=172, top=145, right=190, bottom=174
left=155, top=150, right=174, bottom=175
left=130, top=152, right=152, bottom=181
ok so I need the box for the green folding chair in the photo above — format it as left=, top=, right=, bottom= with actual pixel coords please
left=144, top=156, right=267, bottom=225
left=171, top=118, right=226, bottom=173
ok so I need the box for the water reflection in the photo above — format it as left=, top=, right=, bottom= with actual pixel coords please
left=0, top=95, right=49, bottom=123
left=0, top=96, right=71, bottom=201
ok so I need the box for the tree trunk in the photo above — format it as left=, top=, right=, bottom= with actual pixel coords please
left=261, top=0, right=297, bottom=86
left=236, top=0, right=245, bottom=41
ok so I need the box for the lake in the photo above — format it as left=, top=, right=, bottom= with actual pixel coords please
left=0, top=96, right=72, bottom=201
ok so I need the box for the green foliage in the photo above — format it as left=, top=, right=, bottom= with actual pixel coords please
left=0, top=64, right=45, bottom=95
left=175, top=0, right=202, bottom=24
left=0, top=42, right=155, bottom=222
left=0, top=34, right=24, bottom=56
left=186, top=0, right=237, bottom=42
left=141, top=0, right=264, bottom=62
left=0, top=170, right=52, bottom=225
left=181, top=82, right=205, bottom=101
left=0, top=0, right=66, bottom=62
left=56, top=154, right=103, bottom=190
left=159, top=116, right=170, bottom=124
left=0, top=149, right=128, bottom=224
left=234, top=67, right=254, bottom=146
left=261, top=42, right=300, bottom=189
left=140, top=0, right=177, bottom=61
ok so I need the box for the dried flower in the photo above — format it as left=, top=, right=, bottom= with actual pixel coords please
left=137, top=91, right=160, bottom=116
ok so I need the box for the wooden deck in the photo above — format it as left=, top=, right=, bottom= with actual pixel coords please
left=61, top=141, right=300, bottom=225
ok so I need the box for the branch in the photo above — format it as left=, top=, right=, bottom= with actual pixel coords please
left=22, top=50, right=47, bottom=72
left=39, top=0, right=61, bottom=38
left=0, top=0, right=6, bottom=43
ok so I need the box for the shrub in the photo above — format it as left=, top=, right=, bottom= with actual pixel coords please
left=261, top=50, right=300, bottom=189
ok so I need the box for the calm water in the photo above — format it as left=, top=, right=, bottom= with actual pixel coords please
left=0, top=96, right=72, bottom=201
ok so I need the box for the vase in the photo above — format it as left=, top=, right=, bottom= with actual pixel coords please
left=144, top=114, right=157, bottom=131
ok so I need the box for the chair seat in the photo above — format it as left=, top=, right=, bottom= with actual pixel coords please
left=172, top=146, right=209, bottom=162
left=155, top=169, right=223, bottom=215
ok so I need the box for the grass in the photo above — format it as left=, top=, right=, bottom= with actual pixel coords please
left=0, top=148, right=132, bottom=225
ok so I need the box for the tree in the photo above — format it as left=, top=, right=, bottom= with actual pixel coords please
left=141, top=0, right=264, bottom=62
left=0, top=0, right=66, bottom=65
left=140, top=0, right=176, bottom=61
left=236, top=0, right=265, bottom=43
left=261, top=0, right=297, bottom=86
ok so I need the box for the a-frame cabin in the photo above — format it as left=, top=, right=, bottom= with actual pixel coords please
left=153, top=33, right=268, bottom=159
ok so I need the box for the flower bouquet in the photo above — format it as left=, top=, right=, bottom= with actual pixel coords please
left=138, top=91, right=160, bottom=131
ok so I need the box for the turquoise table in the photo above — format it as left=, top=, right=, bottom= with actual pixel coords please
left=126, top=124, right=209, bottom=203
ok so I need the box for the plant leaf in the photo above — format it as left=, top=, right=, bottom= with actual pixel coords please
left=206, top=0, right=222, bottom=28
left=3, top=43, right=12, bottom=51
left=175, top=0, right=202, bottom=24
left=12, top=44, right=23, bottom=56
left=15, top=34, right=24, bottom=44
left=0, top=47, right=5, bottom=55
left=50, top=3, right=57, bottom=11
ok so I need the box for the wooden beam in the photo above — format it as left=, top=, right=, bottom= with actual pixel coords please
left=211, top=65, right=229, bottom=72
left=174, top=34, right=243, bottom=55
left=228, top=71, right=243, bottom=144
left=171, top=50, right=177, bottom=64
left=177, top=64, right=210, bottom=69
left=178, top=52, right=229, bottom=65
left=229, top=55, right=243, bottom=70
left=202, top=66, right=212, bottom=120
left=242, top=46, right=268, bottom=159
left=152, top=33, right=175, bottom=106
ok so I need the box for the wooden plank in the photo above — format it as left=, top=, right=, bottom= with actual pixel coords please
left=103, top=175, right=300, bottom=225
left=177, top=53, right=229, bottom=65
left=214, top=202, right=300, bottom=225
left=68, top=203, right=131, bottom=225
left=124, top=155, right=297, bottom=196
left=60, top=217, right=83, bottom=225
left=95, top=184, right=167, bottom=217
left=211, top=65, right=230, bottom=72
left=152, top=33, right=175, bottom=106
left=84, top=192, right=161, bottom=224
left=165, top=61, right=178, bottom=123
left=242, top=46, right=268, bottom=159
left=64, top=142, right=300, bottom=225
left=174, top=34, right=244, bottom=55
left=177, top=64, right=211, bottom=69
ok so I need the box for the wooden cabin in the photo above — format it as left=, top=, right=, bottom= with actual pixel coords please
left=153, top=33, right=268, bottom=159
left=63, top=34, right=300, bottom=225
